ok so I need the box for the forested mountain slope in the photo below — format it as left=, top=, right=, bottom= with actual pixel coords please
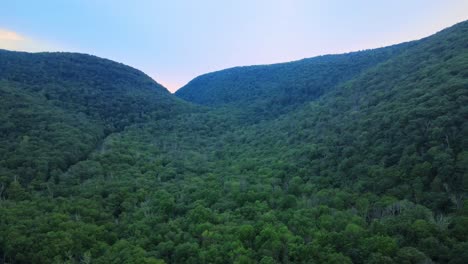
left=0, top=21, right=467, bottom=264
left=176, top=21, right=467, bottom=215
left=0, top=50, right=183, bottom=129
left=0, top=50, right=188, bottom=189
left=175, top=41, right=413, bottom=119
left=217, top=18, right=468, bottom=212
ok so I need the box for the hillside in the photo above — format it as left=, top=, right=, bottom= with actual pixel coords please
left=0, top=50, right=184, bottom=129
left=175, top=42, right=413, bottom=119
left=143, top=20, right=466, bottom=263
left=1, top=21, right=467, bottom=264
left=216, top=19, right=468, bottom=213
left=0, top=50, right=188, bottom=188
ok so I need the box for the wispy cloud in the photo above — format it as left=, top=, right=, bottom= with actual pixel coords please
left=0, top=28, right=58, bottom=52
left=0, top=29, right=24, bottom=41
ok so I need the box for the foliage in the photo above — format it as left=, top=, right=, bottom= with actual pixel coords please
left=175, top=41, right=413, bottom=121
left=0, top=21, right=467, bottom=263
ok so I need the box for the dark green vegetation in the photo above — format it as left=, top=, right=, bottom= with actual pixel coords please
left=176, top=41, right=413, bottom=121
left=1, top=21, right=467, bottom=264
left=0, top=50, right=188, bottom=188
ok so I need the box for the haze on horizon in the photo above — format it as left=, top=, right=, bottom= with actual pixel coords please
left=1, top=0, right=467, bottom=92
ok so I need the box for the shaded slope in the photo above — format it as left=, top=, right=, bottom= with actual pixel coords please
left=0, top=81, right=102, bottom=185
left=0, top=50, right=183, bottom=130
left=0, top=50, right=189, bottom=187
left=175, top=42, right=413, bottom=116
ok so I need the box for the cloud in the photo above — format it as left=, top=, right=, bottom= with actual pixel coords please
left=0, top=29, right=24, bottom=41
left=0, top=28, right=58, bottom=52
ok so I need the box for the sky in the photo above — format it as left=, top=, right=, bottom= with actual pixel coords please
left=1, top=1, right=467, bottom=92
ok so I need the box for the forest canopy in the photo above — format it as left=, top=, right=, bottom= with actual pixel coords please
left=0, top=21, right=467, bottom=264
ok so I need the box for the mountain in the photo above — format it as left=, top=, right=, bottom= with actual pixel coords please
left=0, top=50, right=184, bottom=129
left=1, top=21, right=467, bottom=264
left=217, top=18, right=468, bottom=210
left=175, top=41, right=413, bottom=119
left=0, top=50, right=188, bottom=187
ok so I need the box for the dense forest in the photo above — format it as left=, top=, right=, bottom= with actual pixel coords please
left=175, top=41, right=414, bottom=121
left=0, top=21, right=467, bottom=263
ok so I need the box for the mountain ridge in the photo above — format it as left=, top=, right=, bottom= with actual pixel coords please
left=175, top=21, right=467, bottom=115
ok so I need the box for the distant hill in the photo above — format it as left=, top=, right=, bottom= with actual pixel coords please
left=0, top=50, right=187, bottom=185
left=0, top=50, right=184, bottom=130
left=175, top=41, right=414, bottom=118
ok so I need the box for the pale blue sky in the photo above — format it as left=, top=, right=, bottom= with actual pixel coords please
left=1, top=0, right=467, bottom=92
